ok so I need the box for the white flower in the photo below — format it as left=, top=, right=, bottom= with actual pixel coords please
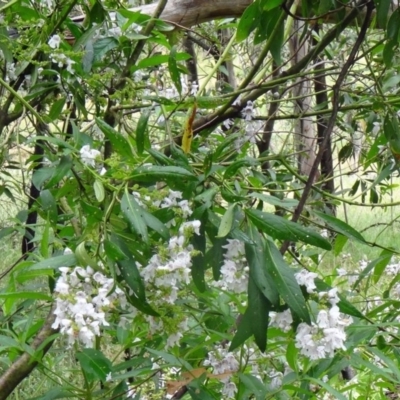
left=270, top=309, right=293, bottom=332
left=241, top=101, right=254, bottom=121
left=223, top=119, right=234, bottom=129
left=295, top=270, right=318, bottom=293
left=372, top=122, right=381, bottom=135
left=80, top=144, right=101, bottom=167
left=190, top=82, right=198, bottom=96
left=166, top=332, right=182, bottom=348
left=48, top=35, right=61, bottom=49
left=66, top=58, right=75, bottom=74
left=106, top=372, right=113, bottom=382
left=222, top=381, right=237, bottom=398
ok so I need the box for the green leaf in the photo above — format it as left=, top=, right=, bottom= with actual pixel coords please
left=104, top=239, right=129, bottom=262
left=82, top=40, right=94, bottom=73
left=48, top=97, right=66, bottom=121
left=236, top=0, right=261, bottom=42
left=264, top=240, right=310, bottom=323
left=373, top=249, right=393, bottom=283
left=238, top=373, right=268, bottom=400
left=76, top=348, right=112, bottom=382
left=134, top=53, right=190, bottom=70
left=168, top=45, right=182, bottom=94
left=136, top=110, right=151, bottom=155
left=40, top=219, right=50, bottom=258
left=313, top=210, right=365, bottom=243
left=263, top=0, right=284, bottom=10
left=249, top=192, right=298, bottom=208
left=0, top=292, right=52, bottom=301
left=217, top=203, right=236, bottom=238
left=111, top=235, right=158, bottom=316
left=386, top=8, right=400, bottom=40
left=95, top=117, right=132, bottom=159
left=131, top=165, right=197, bottom=182
left=26, top=254, right=77, bottom=270
left=383, top=39, right=397, bottom=68
left=307, top=378, right=348, bottom=400
left=39, top=190, right=58, bottom=223
left=245, top=226, right=279, bottom=305
left=75, top=242, right=98, bottom=269
left=334, top=234, right=348, bottom=256
left=247, top=276, right=270, bottom=352
left=45, top=156, right=72, bottom=189
left=94, top=179, right=105, bottom=202
left=224, top=158, right=256, bottom=180
left=246, top=209, right=331, bottom=250
left=121, top=191, right=148, bottom=242
left=93, top=37, right=119, bottom=62
left=229, top=308, right=254, bottom=352
left=140, top=208, right=170, bottom=240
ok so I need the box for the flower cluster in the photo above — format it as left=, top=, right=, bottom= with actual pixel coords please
left=204, top=344, right=239, bottom=399
left=295, top=288, right=352, bottom=360
left=269, top=309, right=293, bottom=332
left=214, top=239, right=248, bottom=293
left=295, top=269, right=318, bottom=293
left=80, top=144, right=101, bottom=167
left=52, top=262, right=129, bottom=347
left=141, top=220, right=201, bottom=305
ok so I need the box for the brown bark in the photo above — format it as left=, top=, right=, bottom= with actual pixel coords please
left=0, top=305, right=58, bottom=400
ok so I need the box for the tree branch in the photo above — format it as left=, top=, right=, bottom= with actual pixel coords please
left=0, top=304, right=58, bottom=400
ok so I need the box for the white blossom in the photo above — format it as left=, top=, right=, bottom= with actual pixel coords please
left=48, top=35, right=61, bottom=49
left=241, top=100, right=255, bottom=121
left=295, top=269, right=318, bottom=293
left=80, top=144, right=101, bottom=167
left=269, top=309, right=293, bottom=332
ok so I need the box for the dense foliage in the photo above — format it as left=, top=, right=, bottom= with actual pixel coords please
left=1, top=0, right=400, bottom=398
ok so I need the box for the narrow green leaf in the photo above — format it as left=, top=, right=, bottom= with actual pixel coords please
left=94, top=179, right=105, bottom=202
left=131, top=165, right=197, bottom=182
left=246, top=209, right=331, bottom=250
left=229, top=308, right=254, bottom=352
left=245, top=226, right=279, bottom=305
left=236, top=0, right=261, bottom=42
left=264, top=240, right=310, bottom=323
left=140, top=208, right=170, bottom=239
left=26, top=254, right=77, bottom=270
left=168, top=45, right=182, bottom=94
left=334, top=234, right=348, bottom=256
left=0, top=292, right=52, bottom=301
left=95, top=117, right=132, bottom=159
left=373, top=249, right=393, bottom=283
left=48, top=97, right=66, bottom=121
left=386, top=8, right=400, bottom=40
left=75, top=242, right=98, bottom=269
left=39, top=189, right=58, bottom=222
left=45, top=156, right=72, bottom=189
left=121, top=191, right=148, bottom=242
left=313, top=210, right=365, bottom=243
left=247, top=276, right=270, bottom=352
left=40, top=219, right=50, bottom=258
left=307, top=378, right=348, bottom=400
left=135, top=53, right=190, bottom=70
left=76, top=348, right=112, bottom=382
left=238, top=373, right=268, bottom=400
left=136, top=110, right=151, bottom=155
left=93, top=37, right=119, bottom=62
left=111, top=234, right=158, bottom=316
left=217, top=203, right=236, bottom=238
